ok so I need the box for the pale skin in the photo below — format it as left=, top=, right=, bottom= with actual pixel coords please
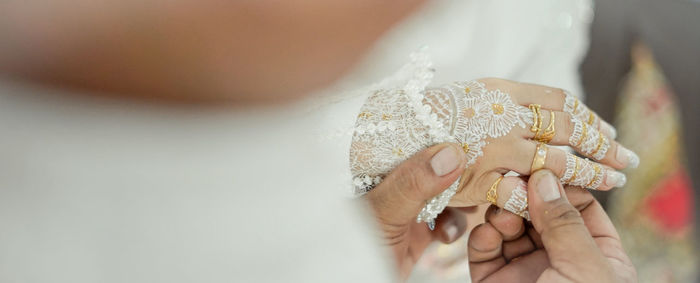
left=0, top=1, right=636, bottom=281
left=445, top=78, right=639, bottom=209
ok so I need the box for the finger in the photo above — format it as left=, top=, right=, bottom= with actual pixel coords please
left=526, top=226, right=544, bottom=249
left=565, top=186, right=621, bottom=241
left=508, top=141, right=627, bottom=191
left=432, top=208, right=468, bottom=244
left=526, top=187, right=592, bottom=249
left=520, top=109, right=638, bottom=169
left=485, top=205, right=526, bottom=241
left=502, top=235, right=536, bottom=262
left=562, top=185, right=596, bottom=210
left=490, top=80, right=617, bottom=139
left=366, top=143, right=466, bottom=224
left=527, top=170, right=614, bottom=277
left=476, top=173, right=531, bottom=219
left=478, top=250, right=550, bottom=283
left=468, top=223, right=506, bottom=282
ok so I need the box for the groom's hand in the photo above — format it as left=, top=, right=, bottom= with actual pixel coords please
left=468, top=170, right=637, bottom=283
left=365, top=143, right=469, bottom=280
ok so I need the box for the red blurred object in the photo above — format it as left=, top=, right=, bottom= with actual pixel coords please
left=645, top=169, right=694, bottom=233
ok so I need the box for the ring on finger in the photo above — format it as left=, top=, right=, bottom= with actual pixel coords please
left=528, top=104, right=543, bottom=136
left=530, top=142, right=548, bottom=174
left=535, top=111, right=555, bottom=143
left=487, top=176, right=502, bottom=205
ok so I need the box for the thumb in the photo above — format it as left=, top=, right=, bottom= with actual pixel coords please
left=527, top=170, right=608, bottom=272
left=366, top=143, right=466, bottom=224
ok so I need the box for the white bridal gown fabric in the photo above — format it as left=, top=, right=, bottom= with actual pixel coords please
left=0, top=82, right=393, bottom=283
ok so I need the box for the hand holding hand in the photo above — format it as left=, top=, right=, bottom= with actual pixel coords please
left=468, top=170, right=637, bottom=282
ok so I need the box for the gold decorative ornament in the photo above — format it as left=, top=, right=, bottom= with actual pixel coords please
left=591, top=133, right=605, bottom=157
left=585, top=164, right=602, bottom=188
left=487, top=176, right=503, bottom=205
left=535, top=111, right=556, bottom=143
left=566, top=157, right=580, bottom=183
left=576, top=122, right=588, bottom=147
left=529, top=104, right=543, bottom=135
left=530, top=142, right=548, bottom=173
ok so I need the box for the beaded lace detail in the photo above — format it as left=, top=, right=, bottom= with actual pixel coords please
left=568, top=117, right=610, bottom=161
left=504, top=180, right=530, bottom=220
left=560, top=153, right=605, bottom=190
left=349, top=50, right=532, bottom=224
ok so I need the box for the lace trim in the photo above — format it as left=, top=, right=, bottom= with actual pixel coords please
left=503, top=180, right=530, bottom=220
left=350, top=50, right=531, bottom=224
left=560, top=153, right=605, bottom=190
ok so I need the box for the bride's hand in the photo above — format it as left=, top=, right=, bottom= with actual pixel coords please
left=351, top=78, right=639, bottom=220
left=446, top=78, right=639, bottom=212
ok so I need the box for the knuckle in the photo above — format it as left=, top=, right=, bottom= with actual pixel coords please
left=543, top=201, right=584, bottom=230
left=561, top=113, right=575, bottom=137
left=548, top=150, right=568, bottom=178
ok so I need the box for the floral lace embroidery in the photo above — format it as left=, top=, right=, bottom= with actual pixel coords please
left=350, top=52, right=532, bottom=225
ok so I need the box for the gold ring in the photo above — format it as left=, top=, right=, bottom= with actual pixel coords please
left=587, top=111, right=596, bottom=125
left=590, top=133, right=605, bottom=157
left=529, top=104, right=543, bottom=136
left=530, top=142, right=548, bottom=174
left=585, top=164, right=602, bottom=188
left=535, top=111, right=556, bottom=143
left=566, top=157, right=580, bottom=183
left=486, top=176, right=503, bottom=205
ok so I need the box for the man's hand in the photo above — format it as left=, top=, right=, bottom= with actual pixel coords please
left=365, top=143, right=469, bottom=280
left=468, top=170, right=637, bottom=282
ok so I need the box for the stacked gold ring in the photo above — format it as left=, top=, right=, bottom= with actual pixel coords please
left=529, top=104, right=556, bottom=143
left=530, top=142, right=548, bottom=174
left=486, top=176, right=502, bottom=205
left=529, top=104, right=543, bottom=135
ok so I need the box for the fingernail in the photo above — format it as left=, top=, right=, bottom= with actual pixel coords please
left=600, top=120, right=617, bottom=139
left=616, top=146, right=640, bottom=169
left=444, top=224, right=459, bottom=242
left=431, top=146, right=461, bottom=176
left=605, top=171, right=627, bottom=188
left=536, top=171, right=561, bottom=202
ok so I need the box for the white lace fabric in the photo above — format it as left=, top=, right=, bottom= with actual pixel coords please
left=348, top=51, right=613, bottom=225
left=564, top=92, right=610, bottom=161
left=349, top=51, right=534, bottom=224
left=504, top=180, right=530, bottom=220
